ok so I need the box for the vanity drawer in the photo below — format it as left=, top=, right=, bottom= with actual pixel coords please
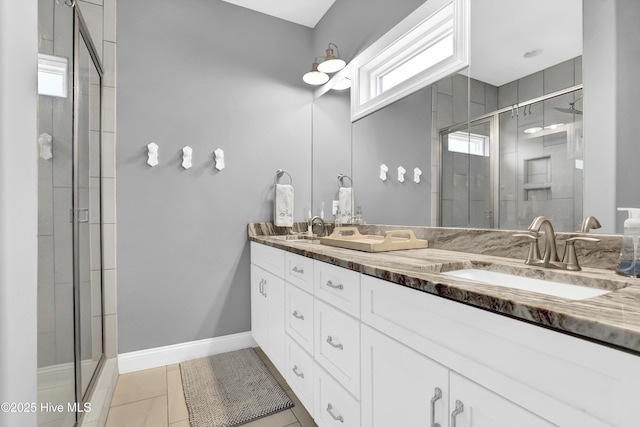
left=314, top=261, right=360, bottom=317
left=314, top=299, right=360, bottom=398
left=315, top=365, right=360, bottom=427
left=285, top=283, right=314, bottom=354
left=251, top=242, right=284, bottom=278
left=285, top=336, right=315, bottom=417
left=285, top=252, right=314, bottom=291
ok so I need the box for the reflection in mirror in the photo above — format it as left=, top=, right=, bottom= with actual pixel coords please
left=352, top=84, right=435, bottom=226
left=311, top=0, right=586, bottom=231
left=312, top=87, right=351, bottom=222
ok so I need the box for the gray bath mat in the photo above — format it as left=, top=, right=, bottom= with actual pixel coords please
left=180, top=348, right=293, bottom=427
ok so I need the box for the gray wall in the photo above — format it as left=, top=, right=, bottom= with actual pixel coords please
left=614, top=0, right=640, bottom=232
left=117, top=0, right=432, bottom=353
left=117, top=0, right=313, bottom=352
left=0, top=0, right=39, bottom=424
left=583, top=0, right=640, bottom=234
left=352, top=86, right=432, bottom=226
left=312, top=0, right=426, bottom=64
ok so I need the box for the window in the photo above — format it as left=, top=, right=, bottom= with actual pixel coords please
left=351, top=0, right=468, bottom=121
left=447, top=131, right=489, bottom=156
left=38, top=54, right=68, bottom=98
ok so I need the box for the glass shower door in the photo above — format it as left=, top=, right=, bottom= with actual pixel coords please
left=75, top=24, right=103, bottom=399
left=440, top=116, right=496, bottom=228
left=498, top=90, right=583, bottom=231
left=37, top=3, right=105, bottom=425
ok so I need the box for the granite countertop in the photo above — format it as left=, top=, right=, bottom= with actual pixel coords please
left=248, top=225, right=640, bottom=356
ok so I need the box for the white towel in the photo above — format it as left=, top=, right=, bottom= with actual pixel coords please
left=338, top=187, right=353, bottom=224
left=274, top=184, right=294, bottom=227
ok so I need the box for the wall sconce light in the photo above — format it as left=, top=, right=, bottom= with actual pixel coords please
left=302, top=58, right=330, bottom=86
left=303, top=43, right=346, bottom=86
left=317, top=43, right=346, bottom=73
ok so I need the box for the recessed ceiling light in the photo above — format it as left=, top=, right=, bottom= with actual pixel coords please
left=544, top=123, right=564, bottom=130
left=524, top=127, right=543, bottom=134
left=523, top=49, right=543, bottom=59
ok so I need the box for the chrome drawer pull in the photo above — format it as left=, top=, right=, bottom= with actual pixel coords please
left=430, top=387, right=442, bottom=427
left=326, top=403, right=344, bottom=423
left=292, top=266, right=304, bottom=274
left=292, top=365, right=304, bottom=378
left=451, top=400, right=464, bottom=427
left=326, top=336, right=343, bottom=350
left=259, top=279, right=265, bottom=296
left=325, top=280, right=344, bottom=290
left=262, top=279, right=267, bottom=298
left=292, top=310, right=304, bottom=320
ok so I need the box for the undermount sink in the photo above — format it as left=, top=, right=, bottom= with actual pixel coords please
left=441, top=267, right=626, bottom=301
left=270, top=235, right=320, bottom=243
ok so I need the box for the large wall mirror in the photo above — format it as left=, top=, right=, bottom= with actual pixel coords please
left=311, top=0, right=595, bottom=232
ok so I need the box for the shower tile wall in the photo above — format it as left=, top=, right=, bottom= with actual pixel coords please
left=38, top=0, right=75, bottom=368
left=433, top=58, right=582, bottom=231
left=498, top=57, right=583, bottom=232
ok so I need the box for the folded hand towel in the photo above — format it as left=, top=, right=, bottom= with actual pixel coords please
left=275, top=184, right=294, bottom=227
left=338, top=187, right=353, bottom=224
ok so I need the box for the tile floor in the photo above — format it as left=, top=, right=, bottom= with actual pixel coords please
left=105, top=348, right=316, bottom=427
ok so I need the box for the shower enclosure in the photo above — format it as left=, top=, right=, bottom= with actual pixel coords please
left=37, top=2, right=104, bottom=425
left=440, top=86, right=584, bottom=231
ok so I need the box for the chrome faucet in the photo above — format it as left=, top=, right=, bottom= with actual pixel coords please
left=310, top=216, right=327, bottom=237
left=580, top=215, right=602, bottom=233
left=514, top=216, right=600, bottom=271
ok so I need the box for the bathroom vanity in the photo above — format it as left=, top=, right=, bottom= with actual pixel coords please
left=248, top=224, right=640, bottom=427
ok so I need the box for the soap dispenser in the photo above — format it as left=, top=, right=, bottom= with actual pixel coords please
left=616, top=208, right=640, bottom=277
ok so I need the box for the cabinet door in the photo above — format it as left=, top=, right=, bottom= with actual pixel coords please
left=251, top=264, right=269, bottom=351
left=266, top=268, right=286, bottom=373
left=449, top=372, right=555, bottom=427
left=361, top=325, right=449, bottom=427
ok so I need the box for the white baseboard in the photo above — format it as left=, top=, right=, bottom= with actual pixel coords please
left=117, top=331, right=257, bottom=374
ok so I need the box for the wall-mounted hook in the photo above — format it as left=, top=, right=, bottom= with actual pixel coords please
left=38, top=132, right=53, bottom=160
left=413, top=167, right=422, bottom=184
left=398, top=166, right=406, bottom=183
left=147, top=142, right=158, bottom=167
left=214, top=148, right=225, bottom=171
left=380, top=164, right=389, bottom=181
left=182, top=146, right=193, bottom=169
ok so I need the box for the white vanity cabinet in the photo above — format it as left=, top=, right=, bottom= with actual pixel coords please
left=250, top=243, right=286, bottom=373
left=251, top=241, right=640, bottom=427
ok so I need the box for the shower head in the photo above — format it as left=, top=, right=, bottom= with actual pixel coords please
left=555, top=106, right=582, bottom=114
left=554, top=95, right=583, bottom=114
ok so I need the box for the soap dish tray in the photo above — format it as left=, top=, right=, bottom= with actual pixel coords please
left=320, top=227, right=428, bottom=252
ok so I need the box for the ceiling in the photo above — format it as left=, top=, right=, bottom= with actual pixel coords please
left=221, top=0, right=582, bottom=87
left=469, top=0, right=582, bottom=86
left=220, top=0, right=336, bottom=28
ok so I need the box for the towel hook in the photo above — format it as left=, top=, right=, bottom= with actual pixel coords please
left=337, top=173, right=352, bottom=188
left=274, top=169, right=293, bottom=185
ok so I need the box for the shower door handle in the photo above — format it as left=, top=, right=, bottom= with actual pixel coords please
left=77, top=208, right=89, bottom=223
